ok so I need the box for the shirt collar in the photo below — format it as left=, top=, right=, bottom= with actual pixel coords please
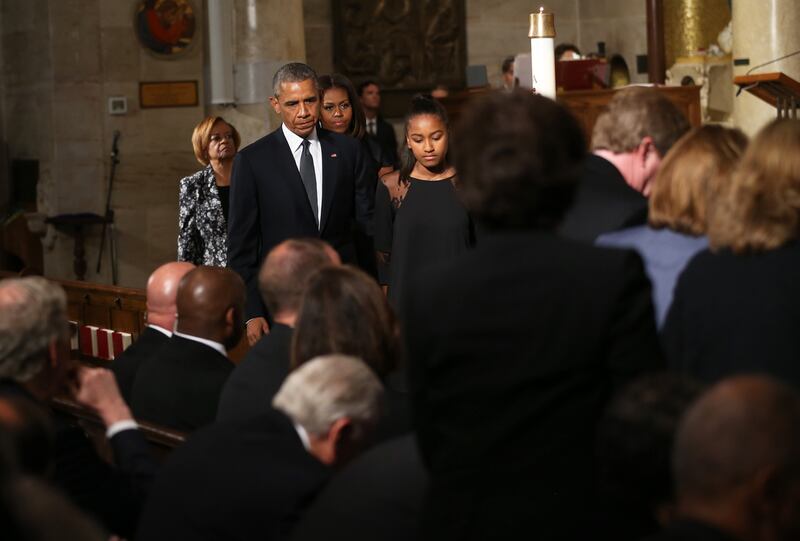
left=282, top=123, right=318, bottom=151
left=293, top=422, right=311, bottom=451
left=172, top=331, right=227, bottom=357
left=148, top=324, right=172, bottom=338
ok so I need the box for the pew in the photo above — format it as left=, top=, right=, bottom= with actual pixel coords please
left=58, top=278, right=251, bottom=364
left=51, top=395, right=186, bottom=463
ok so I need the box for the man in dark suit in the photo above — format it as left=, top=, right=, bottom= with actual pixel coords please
left=358, top=80, right=400, bottom=167
left=111, top=261, right=194, bottom=402
left=559, top=86, right=689, bottom=242
left=217, top=238, right=340, bottom=422
left=136, top=354, right=384, bottom=541
left=228, top=62, right=374, bottom=345
left=291, top=434, right=427, bottom=541
left=0, top=277, right=157, bottom=538
left=131, top=266, right=245, bottom=431
left=644, top=376, right=800, bottom=541
left=403, top=91, right=663, bottom=540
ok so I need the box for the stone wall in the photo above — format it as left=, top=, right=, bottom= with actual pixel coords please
left=1, top=0, right=205, bottom=288
left=302, top=0, right=650, bottom=98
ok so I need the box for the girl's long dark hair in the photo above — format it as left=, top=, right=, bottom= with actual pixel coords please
left=318, top=74, right=367, bottom=140
left=399, top=94, right=450, bottom=184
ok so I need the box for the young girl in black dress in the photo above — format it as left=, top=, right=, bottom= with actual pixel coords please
left=375, top=94, right=475, bottom=308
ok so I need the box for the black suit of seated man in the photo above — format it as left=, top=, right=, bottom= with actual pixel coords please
left=227, top=62, right=375, bottom=346
left=643, top=377, right=800, bottom=541
left=404, top=91, right=664, bottom=541
left=111, top=261, right=194, bottom=403
left=0, top=277, right=158, bottom=538
left=217, top=238, right=340, bottom=422
left=131, top=266, right=245, bottom=432
left=291, top=434, right=427, bottom=541
left=136, top=355, right=384, bottom=541
left=558, top=86, right=689, bottom=242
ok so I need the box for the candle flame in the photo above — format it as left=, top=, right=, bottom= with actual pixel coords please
left=539, top=6, right=544, bottom=13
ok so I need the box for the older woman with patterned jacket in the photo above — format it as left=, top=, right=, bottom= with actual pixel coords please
left=177, top=115, right=241, bottom=266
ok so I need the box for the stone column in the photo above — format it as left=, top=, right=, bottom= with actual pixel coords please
left=208, top=0, right=306, bottom=146
left=732, top=0, right=800, bottom=135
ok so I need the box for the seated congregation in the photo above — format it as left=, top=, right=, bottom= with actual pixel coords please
left=3, top=86, right=800, bottom=541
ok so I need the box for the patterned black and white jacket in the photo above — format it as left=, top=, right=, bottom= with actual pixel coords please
left=177, top=165, right=227, bottom=266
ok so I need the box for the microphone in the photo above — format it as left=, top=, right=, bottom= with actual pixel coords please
left=111, top=130, right=121, bottom=162
left=735, top=49, right=800, bottom=98
left=745, top=48, right=800, bottom=76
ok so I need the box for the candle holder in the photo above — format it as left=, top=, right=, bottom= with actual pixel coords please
left=529, top=7, right=557, bottom=99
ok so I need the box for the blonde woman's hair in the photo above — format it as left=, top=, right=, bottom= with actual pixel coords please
left=190, top=116, right=241, bottom=166
left=649, top=125, right=747, bottom=236
left=708, top=119, right=800, bottom=253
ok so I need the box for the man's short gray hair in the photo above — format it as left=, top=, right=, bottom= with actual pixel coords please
left=272, top=62, right=318, bottom=97
left=0, top=277, right=68, bottom=382
left=272, top=354, right=383, bottom=438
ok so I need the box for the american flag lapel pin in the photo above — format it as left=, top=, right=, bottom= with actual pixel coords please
left=330, top=153, right=337, bottom=158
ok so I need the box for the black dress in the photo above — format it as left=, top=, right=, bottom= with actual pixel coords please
left=375, top=174, right=474, bottom=309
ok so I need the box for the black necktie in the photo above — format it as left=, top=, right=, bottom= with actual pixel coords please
left=300, top=139, right=319, bottom=227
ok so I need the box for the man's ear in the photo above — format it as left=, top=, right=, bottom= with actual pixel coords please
left=47, top=339, right=60, bottom=368
left=638, top=136, right=659, bottom=162
left=224, top=306, right=235, bottom=330
left=269, top=96, right=281, bottom=115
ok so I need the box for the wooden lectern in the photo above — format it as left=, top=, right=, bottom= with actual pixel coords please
left=734, top=72, right=800, bottom=118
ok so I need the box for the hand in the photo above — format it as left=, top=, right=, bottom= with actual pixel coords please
left=246, top=317, right=270, bottom=345
left=70, top=367, right=133, bottom=428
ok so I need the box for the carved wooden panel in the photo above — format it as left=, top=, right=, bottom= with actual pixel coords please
left=333, top=0, right=466, bottom=113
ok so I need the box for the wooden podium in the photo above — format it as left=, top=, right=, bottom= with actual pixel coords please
left=734, top=72, right=800, bottom=118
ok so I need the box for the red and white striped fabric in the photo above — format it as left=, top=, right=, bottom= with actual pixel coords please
left=78, top=325, right=133, bottom=361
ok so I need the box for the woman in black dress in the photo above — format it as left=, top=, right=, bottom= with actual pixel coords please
left=375, top=94, right=474, bottom=308
left=662, top=118, right=800, bottom=386
left=318, top=74, right=393, bottom=177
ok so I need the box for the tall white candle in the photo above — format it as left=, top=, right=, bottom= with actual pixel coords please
left=529, top=7, right=557, bottom=99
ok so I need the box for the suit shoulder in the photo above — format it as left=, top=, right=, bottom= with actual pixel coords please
left=238, top=129, right=283, bottom=158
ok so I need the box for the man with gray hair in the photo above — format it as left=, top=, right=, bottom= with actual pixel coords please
left=136, top=354, right=383, bottom=541
left=227, top=62, right=375, bottom=345
left=644, top=375, right=800, bottom=541
left=559, top=86, right=690, bottom=242
left=0, top=277, right=157, bottom=537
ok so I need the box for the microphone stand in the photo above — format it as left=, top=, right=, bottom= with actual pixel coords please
left=96, top=130, right=120, bottom=284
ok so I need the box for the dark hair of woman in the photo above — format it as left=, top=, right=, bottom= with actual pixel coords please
left=398, top=94, right=450, bottom=185
left=453, top=90, right=586, bottom=230
left=317, top=74, right=367, bottom=140
left=290, top=265, right=401, bottom=379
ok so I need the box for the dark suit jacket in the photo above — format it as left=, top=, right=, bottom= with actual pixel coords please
left=135, top=409, right=330, bottom=541
left=371, top=115, right=399, bottom=167
left=0, top=380, right=157, bottom=538
left=216, top=323, right=293, bottom=422
left=111, top=326, right=168, bottom=404
left=291, top=434, right=426, bottom=541
left=130, top=335, right=233, bottom=432
left=559, top=153, right=648, bottom=242
left=228, top=126, right=375, bottom=320
left=662, top=241, right=800, bottom=387
left=642, top=519, right=743, bottom=541
left=403, top=230, right=663, bottom=540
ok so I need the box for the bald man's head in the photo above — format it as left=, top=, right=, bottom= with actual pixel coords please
left=175, top=267, right=246, bottom=349
left=145, top=262, right=195, bottom=331
left=258, top=238, right=340, bottom=323
left=674, top=376, right=800, bottom=539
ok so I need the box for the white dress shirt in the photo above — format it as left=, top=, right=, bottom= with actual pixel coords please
left=366, top=117, right=377, bottom=135
left=172, top=330, right=228, bottom=357
left=147, top=324, right=172, bottom=337
left=282, top=123, right=323, bottom=224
